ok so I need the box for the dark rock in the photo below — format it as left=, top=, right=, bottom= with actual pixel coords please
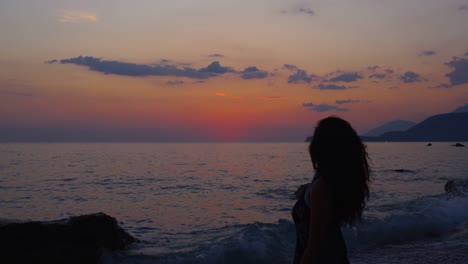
left=445, top=180, right=468, bottom=198
left=426, top=143, right=432, bottom=146
left=0, top=212, right=137, bottom=264
left=451, top=143, right=465, bottom=147
left=393, top=169, right=415, bottom=173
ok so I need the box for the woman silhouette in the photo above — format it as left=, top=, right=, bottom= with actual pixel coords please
left=292, top=116, right=371, bottom=264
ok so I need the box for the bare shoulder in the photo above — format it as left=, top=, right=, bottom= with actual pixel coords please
left=307, top=177, right=333, bottom=206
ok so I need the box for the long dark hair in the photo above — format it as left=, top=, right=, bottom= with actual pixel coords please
left=309, top=116, right=370, bottom=225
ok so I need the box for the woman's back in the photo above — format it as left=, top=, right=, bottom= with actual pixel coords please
left=292, top=117, right=370, bottom=264
left=291, top=177, right=349, bottom=264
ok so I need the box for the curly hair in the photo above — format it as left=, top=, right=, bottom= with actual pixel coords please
left=309, top=116, right=371, bottom=225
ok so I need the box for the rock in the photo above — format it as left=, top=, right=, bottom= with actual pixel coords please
left=426, top=143, right=432, bottom=146
left=451, top=143, right=465, bottom=147
left=445, top=180, right=468, bottom=197
left=0, top=212, right=137, bottom=264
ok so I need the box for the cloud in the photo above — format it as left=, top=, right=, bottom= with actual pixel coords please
left=215, top=93, right=225, bottom=97
left=459, top=4, right=468, bottom=11
left=302, top=103, right=349, bottom=112
left=282, top=6, right=315, bottom=16
left=241, top=66, right=269, bottom=79
left=297, top=7, right=315, bottom=16
left=166, top=80, right=184, bottom=85
left=400, top=71, right=423, bottom=83
left=316, top=84, right=348, bottom=90
left=0, top=90, right=34, bottom=97
left=48, top=56, right=231, bottom=79
left=445, top=57, right=468, bottom=86
left=336, top=99, right=361, bottom=105
left=283, top=64, right=298, bottom=70
left=464, top=52, right=468, bottom=56
left=435, top=83, right=452, bottom=89
left=288, top=69, right=314, bottom=84
left=367, top=65, right=379, bottom=71
left=58, top=10, right=98, bottom=23
left=49, top=56, right=273, bottom=81
left=419, top=50, right=437, bottom=56
left=368, top=73, right=387, bottom=79
left=208, top=54, right=224, bottom=58
left=385, top=69, right=395, bottom=74
left=327, top=72, right=362, bottom=82
left=199, top=61, right=232, bottom=74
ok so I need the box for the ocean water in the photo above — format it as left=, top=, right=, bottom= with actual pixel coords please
left=1, top=142, right=468, bottom=263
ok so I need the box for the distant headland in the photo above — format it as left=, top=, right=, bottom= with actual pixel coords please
left=306, top=105, right=468, bottom=142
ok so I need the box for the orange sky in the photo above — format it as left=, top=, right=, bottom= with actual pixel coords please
left=1, top=0, right=468, bottom=141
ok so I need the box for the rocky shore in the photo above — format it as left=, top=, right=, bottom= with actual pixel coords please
left=0, top=212, right=137, bottom=264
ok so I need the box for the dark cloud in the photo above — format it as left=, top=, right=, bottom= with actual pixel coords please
left=298, top=7, right=315, bottom=16
left=464, top=52, right=468, bottom=56
left=208, top=54, right=224, bottom=58
left=445, top=57, right=468, bottom=87
left=367, top=65, right=379, bottom=71
left=459, top=4, right=467, bottom=11
left=327, top=72, right=362, bottom=82
left=241, top=66, right=269, bottom=80
left=49, top=56, right=219, bottom=79
left=166, top=80, right=185, bottom=86
left=435, top=83, right=452, bottom=89
left=317, top=84, right=348, bottom=90
left=288, top=69, right=314, bottom=84
left=283, top=64, right=298, bottom=70
left=385, top=69, right=394, bottom=74
left=282, top=7, right=315, bottom=16
left=0, top=90, right=34, bottom=97
left=199, top=61, right=232, bottom=74
left=419, top=50, right=436, bottom=56
left=400, top=71, right=423, bottom=83
left=302, top=103, right=348, bottom=112
left=368, top=73, right=387, bottom=79
left=48, top=56, right=277, bottom=82
left=336, top=99, right=360, bottom=105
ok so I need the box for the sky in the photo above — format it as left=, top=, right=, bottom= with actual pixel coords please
left=1, top=0, right=468, bottom=141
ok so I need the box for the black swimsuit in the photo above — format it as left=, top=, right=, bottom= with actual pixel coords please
left=291, top=175, right=350, bottom=264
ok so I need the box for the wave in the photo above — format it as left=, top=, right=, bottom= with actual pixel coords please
left=346, top=195, right=468, bottom=249
left=104, top=220, right=295, bottom=264
left=104, top=194, right=468, bottom=264
left=256, top=188, right=293, bottom=200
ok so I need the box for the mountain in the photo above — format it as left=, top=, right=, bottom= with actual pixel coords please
left=363, top=120, right=416, bottom=137
left=306, top=106, right=468, bottom=142
left=373, top=112, right=468, bottom=141
left=452, top=104, right=468, bottom=113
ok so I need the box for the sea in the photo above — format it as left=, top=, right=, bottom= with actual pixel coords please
left=1, top=142, right=468, bottom=264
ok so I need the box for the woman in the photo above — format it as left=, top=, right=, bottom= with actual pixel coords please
left=292, top=116, right=370, bottom=264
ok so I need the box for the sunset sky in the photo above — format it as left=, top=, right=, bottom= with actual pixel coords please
left=1, top=0, right=468, bottom=141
